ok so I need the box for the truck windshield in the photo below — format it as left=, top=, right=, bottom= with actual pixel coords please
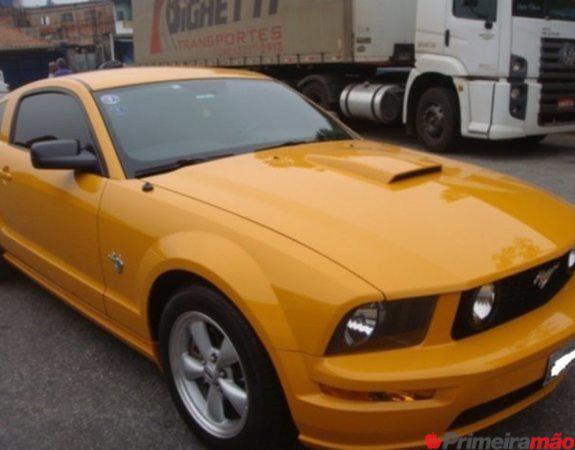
left=96, top=79, right=351, bottom=178
left=514, top=0, right=575, bottom=21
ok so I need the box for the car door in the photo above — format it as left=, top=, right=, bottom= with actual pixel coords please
left=0, top=90, right=107, bottom=312
left=445, top=0, right=501, bottom=77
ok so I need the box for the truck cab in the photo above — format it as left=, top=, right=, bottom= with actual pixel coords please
left=407, top=0, right=575, bottom=150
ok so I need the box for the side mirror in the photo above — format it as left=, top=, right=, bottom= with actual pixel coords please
left=31, top=140, right=99, bottom=172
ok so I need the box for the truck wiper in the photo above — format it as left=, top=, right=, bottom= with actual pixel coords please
left=135, top=153, right=235, bottom=178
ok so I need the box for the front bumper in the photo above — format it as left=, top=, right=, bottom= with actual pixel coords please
left=459, top=78, right=575, bottom=140
left=489, top=80, right=575, bottom=140
left=275, top=276, right=575, bottom=449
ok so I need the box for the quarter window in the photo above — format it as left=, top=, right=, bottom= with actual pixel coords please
left=453, top=0, right=498, bottom=21
left=12, top=92, right=95, bottom=150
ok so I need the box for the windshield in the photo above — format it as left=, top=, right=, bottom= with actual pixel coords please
left=96, top=79, right=351, bottom=177
left=514, top=0, right=575, bottom=21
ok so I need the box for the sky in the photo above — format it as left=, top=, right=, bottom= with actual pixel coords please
left=20, top=0, right=89, bottom=6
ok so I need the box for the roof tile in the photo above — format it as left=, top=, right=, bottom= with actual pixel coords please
left=0, top=25, right=51, bottom=51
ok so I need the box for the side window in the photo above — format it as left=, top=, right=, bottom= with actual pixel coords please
left=453, top=0, right=498, bottom=21
left=513, top=0, right=545, bottom=18
left=12, top=92, right=95, bottom=149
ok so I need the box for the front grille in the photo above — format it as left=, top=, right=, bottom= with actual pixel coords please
left=449, top=379, right=544, bottom=431
left=539, top=38, right=575, bottom=126
left=453, top=252, right=574, bottom=340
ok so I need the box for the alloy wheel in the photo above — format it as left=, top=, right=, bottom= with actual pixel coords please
left=169, top=311, right=249, bottom=439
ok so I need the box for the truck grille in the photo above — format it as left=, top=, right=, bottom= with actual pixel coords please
left=539, top=38, right=575, bottom=126
left=453, top=252, right=574, bottom=340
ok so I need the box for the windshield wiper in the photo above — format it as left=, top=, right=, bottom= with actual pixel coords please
left=135, top=153, right=235, bottom=178
left=254, top=136, right=349, bottom=153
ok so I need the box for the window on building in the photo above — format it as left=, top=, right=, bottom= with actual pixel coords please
left=453, top=0, right=498, bottom=21
left=116, top=10, right=125, bottom=21
left=40, top=15, right=50, bottom=26
left=13, top=93, right=95, bottom=151
left=61, top=12, right=73, bottom=22
left=85, top=9, right=95, bottom=21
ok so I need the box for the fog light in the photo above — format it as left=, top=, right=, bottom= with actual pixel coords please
left=320, top=385, right=435, bottom=402
left=471, top=284, right=497, bottom=328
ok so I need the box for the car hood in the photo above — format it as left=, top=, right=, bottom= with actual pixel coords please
left=147, top=140, right=575, bottom=298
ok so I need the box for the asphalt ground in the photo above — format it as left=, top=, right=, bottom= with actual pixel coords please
left=1, top=132, right=574, bottom=449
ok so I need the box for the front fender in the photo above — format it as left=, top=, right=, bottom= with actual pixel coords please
left=415, top=54, right=469, bottom=77
left=137, top=230, right=298, bottom=353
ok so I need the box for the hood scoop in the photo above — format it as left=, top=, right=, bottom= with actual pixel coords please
left=307, top=154, right=443, bottom=185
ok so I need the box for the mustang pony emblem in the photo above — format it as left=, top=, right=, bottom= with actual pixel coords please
left=533, top=263, right=560, bottom=290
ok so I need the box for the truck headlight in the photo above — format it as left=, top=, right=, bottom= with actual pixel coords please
left=510, top=54, right=528, bottom=78
left=510, top=87, right=522, bottom=101
left=509, top=83, right=528, bottom=120
left=326, top=297, right=437, bottom=355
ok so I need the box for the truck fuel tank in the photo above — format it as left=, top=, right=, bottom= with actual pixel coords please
left=340, top=83, right=405, bottom=125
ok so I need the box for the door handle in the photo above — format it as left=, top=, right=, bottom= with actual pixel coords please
left=0, top=167, right=12, bottom=183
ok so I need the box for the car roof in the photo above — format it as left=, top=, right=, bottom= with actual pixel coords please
left=23, top=67, right=270, bottom=93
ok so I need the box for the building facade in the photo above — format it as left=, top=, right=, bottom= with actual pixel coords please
left=110, top=0, right=133, bottom=64
left=10, top=1, right=115, bottom=71
left=19, top=1, right=114, bottom=47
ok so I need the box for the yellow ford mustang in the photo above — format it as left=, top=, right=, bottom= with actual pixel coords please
left=1, top=68, right=575, bottom=449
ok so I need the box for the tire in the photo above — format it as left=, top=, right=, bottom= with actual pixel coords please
left=300, top=79, right=334, bottom=111
left=0, top=250, right=15, bottom=283
left=415, top=87, right=460, bottom=153
left=159, top=284, right=297, bottom=450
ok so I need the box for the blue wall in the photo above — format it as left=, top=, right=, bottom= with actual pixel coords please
left=0, top=49, right=64, bottom=89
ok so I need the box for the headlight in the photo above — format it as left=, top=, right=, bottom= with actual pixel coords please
left=341, top=303, right=380, bottom=348
left=326, top=297, right=437, bottom=355
left=568, top=249, right=575, bottom=273
left=455, top=283, right=499, bottom=337
left=510, top=87, right=522, bottom=101
left=509, top=83, right=528, bottom=120
left=510, top=54, right=528, bottom=78
left=470, top=284, right=497, bottom=328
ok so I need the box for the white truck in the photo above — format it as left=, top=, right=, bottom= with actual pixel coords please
left=134, top=0, right=575, bottom=152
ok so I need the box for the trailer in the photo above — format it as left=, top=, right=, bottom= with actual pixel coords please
left=134, top=0, right=575, bottom=152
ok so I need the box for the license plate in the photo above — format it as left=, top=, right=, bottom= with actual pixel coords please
left=545, top=341, right=575, bottom=385
left=557, top=98, right=575, bottom=109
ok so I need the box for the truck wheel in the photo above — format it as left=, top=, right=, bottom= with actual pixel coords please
left=299, top=75, right=339, bottom=112
left=415, top=87, right=460, bottom=153
left=159, top=284, right=297, bottom=450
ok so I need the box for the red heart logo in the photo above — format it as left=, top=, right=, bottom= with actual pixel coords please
left=425, top=433, right=442, bottom=450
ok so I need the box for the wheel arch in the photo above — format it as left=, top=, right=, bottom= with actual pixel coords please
left=405, top=71, right=460, bottom=135
left=297, top=74, right=345, bottom=109
left=139, top=232, right=300, bottom=363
